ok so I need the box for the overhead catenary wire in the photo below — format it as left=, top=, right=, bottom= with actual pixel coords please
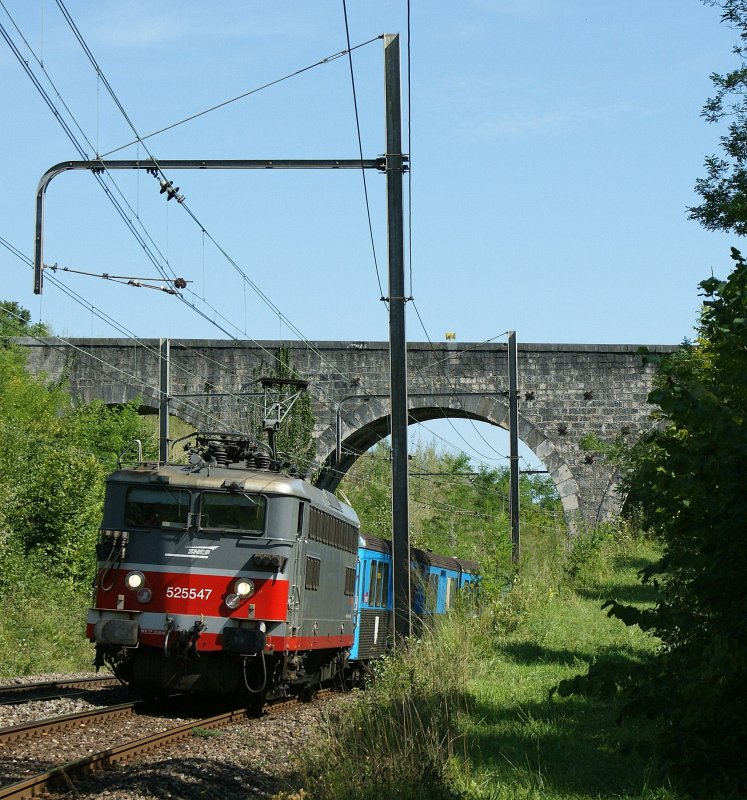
left=336, top=455, right=564, bottom=526
left=339, top=451, right=560, bottom=513
left=47, top=0, right=390, bottom=409
left=5, top=4, right=538, bottom=478
left=1, top=237, right=359, bottom=436
left=0, top=237, right=269, bottom=420
left=0, top=1, right=365, bottom=399
left=1, top=235, right=391, bottom=451
left=4, top=231, right=541, bottom=484
left=341, top=0, right=385, bottom=301
left=0, top=10, right=186, bottom=317
left=1, top=1, right=418, bottom=434
left=99, top=35, right=384, bottom=158
left=0, top=301, right=257, bottom=439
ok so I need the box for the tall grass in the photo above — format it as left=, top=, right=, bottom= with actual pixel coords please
left=302, top=608, right=478, bottom=800
left=287, top=524, right=682, bottom=800
left=0, top=564, right=93, bottom=677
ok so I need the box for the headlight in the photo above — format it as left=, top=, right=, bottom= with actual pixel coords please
left=125, top=571, right=145, bottom=590
left=234, top=578, right=255, bottom=598
left=136, top=587, right=152, bottom=604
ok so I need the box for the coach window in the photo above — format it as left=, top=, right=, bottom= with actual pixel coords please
left=125, top=487, right=190, bottom=529
left=200, top=492, right=266, bottom=534
left=358, top=561, right=370, bottom=605
left=368, top=560, right=378, bottom=606
left=368, top=561, right=389, bottom=608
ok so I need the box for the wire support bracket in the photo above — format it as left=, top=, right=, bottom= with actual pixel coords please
left=34, top=157, right=387, bottom=294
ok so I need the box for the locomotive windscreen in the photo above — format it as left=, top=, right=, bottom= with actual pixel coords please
left=199, top=491, right=266, bottom=534
left=124, top=486, right=190, bottom=529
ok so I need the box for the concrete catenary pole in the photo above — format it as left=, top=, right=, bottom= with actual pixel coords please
left=508, top=331, right=520, bottom=563
left=159, top=338, right=170, bottom=463
left=384, top=33, right=411, bottom=642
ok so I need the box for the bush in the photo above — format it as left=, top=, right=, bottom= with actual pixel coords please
left=0, top=564, right=93, bottom=677
left=0, top=327, right=156, bottom=672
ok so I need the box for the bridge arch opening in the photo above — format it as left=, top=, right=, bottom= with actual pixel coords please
left=313, top=395, right=582, bottom=527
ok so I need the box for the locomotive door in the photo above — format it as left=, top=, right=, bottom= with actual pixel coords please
left=287, top=500, right=307, bottom=635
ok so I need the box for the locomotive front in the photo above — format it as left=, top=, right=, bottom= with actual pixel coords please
left=87, top=442, right=359, bottom=701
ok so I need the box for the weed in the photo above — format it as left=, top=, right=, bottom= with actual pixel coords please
left=191, top=726, right=223, bottom=738
left=563, top=524, right=612, bottom=580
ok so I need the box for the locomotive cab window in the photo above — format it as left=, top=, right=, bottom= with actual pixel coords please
left=199, top=491, right=266, bottom=534
left=125, top=487, right=190, bottom=529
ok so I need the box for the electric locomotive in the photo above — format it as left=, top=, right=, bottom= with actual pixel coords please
left=87, top=433, right=358, bottom=703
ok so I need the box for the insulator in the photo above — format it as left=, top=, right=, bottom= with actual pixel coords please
left=208, top=441, right=229, bottom=467
left=256, top=453, right=271, bottom=471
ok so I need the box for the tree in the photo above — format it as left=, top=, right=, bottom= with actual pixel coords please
left=248, top=345, right=316, bottom=474
left=690, top=1, right=747, bottom=233
left=0, top=300, right=48, bottom=341
left=0, top=306, right=156, bottom=586
left=563, top=251, right=747, bottom=795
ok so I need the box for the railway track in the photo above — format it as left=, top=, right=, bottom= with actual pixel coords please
left=0, top=676, right=120, bottom=705
left=0, top=700, right=140, bottom=745
left=0, top=691, right=330, bottom=800
left=0, top=706, right=255, bottom=800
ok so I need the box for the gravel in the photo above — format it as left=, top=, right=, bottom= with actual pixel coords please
left=0, top=671, right=348, bottom=799
left=0, top=673, right=136, bottom=728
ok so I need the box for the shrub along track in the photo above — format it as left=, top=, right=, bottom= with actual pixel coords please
left=0, top=691, right=334, bottom=800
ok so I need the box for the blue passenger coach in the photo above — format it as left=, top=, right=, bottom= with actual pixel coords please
left=351, top=534, right=392, bottom=661
left=349, top=533, right=480, bottom=663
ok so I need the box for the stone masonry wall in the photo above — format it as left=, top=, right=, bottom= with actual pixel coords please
left=17, top=338, right=676, bottom=528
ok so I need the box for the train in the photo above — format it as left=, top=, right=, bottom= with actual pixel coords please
left=87, top=433, right=479, bottom=706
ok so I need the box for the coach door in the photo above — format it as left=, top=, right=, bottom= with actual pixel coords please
left=438, top=570, right=448, bottom=613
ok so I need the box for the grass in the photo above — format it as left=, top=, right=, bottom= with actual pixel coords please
left=288, top=524, right=684, bottom=800
left=0, top=573, right=93, bottom=677
left=459, top=560, right=666, bottom=798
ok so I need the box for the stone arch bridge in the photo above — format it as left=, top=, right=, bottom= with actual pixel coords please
left=19, top=338, right=675, bottom=528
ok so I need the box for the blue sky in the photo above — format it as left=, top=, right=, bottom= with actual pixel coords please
left=0, top=1, right=740, bottom=470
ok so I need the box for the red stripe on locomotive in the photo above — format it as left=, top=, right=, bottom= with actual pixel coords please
left=94, top=570, right=289, bottom=620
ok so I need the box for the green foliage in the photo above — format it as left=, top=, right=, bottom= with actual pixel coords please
left=338, top=441, right=394, bottom=540
left=691, top=2, right=747, bottom=234
left=64, top=399, right=157, bottom=473
left=0, top=571, right=92, bottom=677
left=249, top=345, right=316, bottom=474
left=563, top=251, right=747, bottom=796
left=563, top=524, right=612, bottom=580
left=292, top=526, right=674, bottom=800
left=0, top=299, right=48, bottom=341
left=0, top=313, right=156, bottom=595
left=190, top=726, right=223, bottom=738
left=303, top=610, right=478, bottom=800
left=339, top=440, right=563, bottom=576
left=577, top=430, right=632, bottom=467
